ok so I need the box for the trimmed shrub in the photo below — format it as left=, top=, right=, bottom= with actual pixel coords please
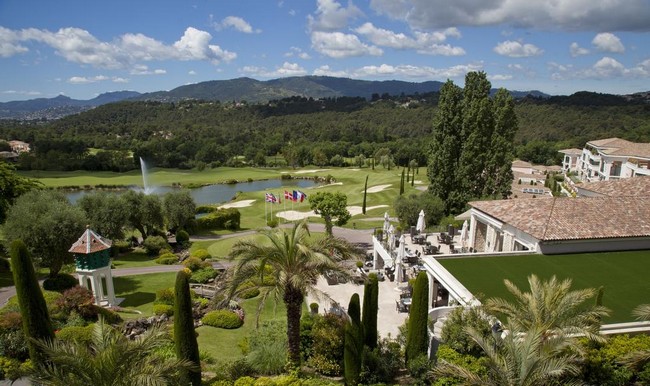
left=55, top=324, right=95, bottom=344
left=202, top=310, right=244, bottom=329
left=174, top=269, right=201, bottom=385
left=176, top=229, right=190, bottom=245
left=143, top=235, right=170, bottom=255
left=239, top=288, right=260, bottom=299
left=191, top=249, right=211, bottom=261
left=190, top=268, right=218, bottom=284
left=406, top=271, right=429, bottom=365
left=362, top=273, right=379, bottom=349
left=183, top=257, right=206, bottom=272
left=153, top=304, right=174, bottom=316
left=196, top=208, right=241, bottom=231
left=155, top=254, right=178, bottom=265
left=344, top=293, right=363, bottom=386
left=55, top=286, right=97, bottom=320
left=155, top=287, right=175, bottom=306
left=42, top=273, right=78, bottom=292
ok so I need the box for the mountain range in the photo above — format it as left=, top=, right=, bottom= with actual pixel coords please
left=0, top=75, right=631, bottom=120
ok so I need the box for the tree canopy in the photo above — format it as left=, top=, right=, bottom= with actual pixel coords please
left=308, top=191, right=351, bottom=237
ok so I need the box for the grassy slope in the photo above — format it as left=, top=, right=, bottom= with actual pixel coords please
left=114, top=271, right=177, bottom=316
left=439, top=251, right=650, bottom=323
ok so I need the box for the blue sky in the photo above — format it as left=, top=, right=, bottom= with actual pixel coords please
left=1, top=0, right=649, bottom=102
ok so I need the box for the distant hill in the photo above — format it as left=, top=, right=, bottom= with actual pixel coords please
left=0, top=91, right=141, bottom=120
left=3, top=75, right=647, bottom=121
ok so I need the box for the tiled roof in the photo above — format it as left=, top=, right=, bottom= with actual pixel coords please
left=577, top=177, right=650, bottom=197
left=558, top=148, right=582, bottom=155
left=470, top=196, right=650, bottom=241
left=587, top=137, right=650, bottom=159
left=512, top=160, right=534, bottom=168
left=68, top=227, right=112, bottom=254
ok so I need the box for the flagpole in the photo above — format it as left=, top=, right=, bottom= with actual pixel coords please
left=264, top=195, right=267, bottom=225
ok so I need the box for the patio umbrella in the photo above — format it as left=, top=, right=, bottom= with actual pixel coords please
left=416, top=210, right=426, bottom=233
left=395, top=234, right=405, bottom=284
left=460, top=220, right=468, bottom=249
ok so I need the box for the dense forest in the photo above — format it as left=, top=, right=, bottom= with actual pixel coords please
left=0, top=91, right=648, bottom=172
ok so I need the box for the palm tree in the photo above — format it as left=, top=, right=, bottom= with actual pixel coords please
left=619, top=304, right=650, bottom=371
left=226, top=220, right=360, bottom=367
left=31, top=322, right=196, bottom=386
left=433, top=326, right=582, bottom=386
left=485, top=275, right=609, bottom=343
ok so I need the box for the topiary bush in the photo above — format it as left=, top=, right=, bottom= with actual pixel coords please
left=153, top=304, right=174, bottom=316
left=176, top=229, right=190, bottom=245
left=240, top=288, right=260, bottom=299
left=55, top=324, right=95, bottom=344
left=155, top=288, right=175, bottom=306
left=42, top=273, right=78, bottom=292
left=155, top=252, right=178, bottom=265
left=191, top=249, right=211, bottom=261
left=143, top=235, right=170, bottom=255
left=202, top=310, right=244, bottom=329
left=183, top=256, right=206, bottom=272
left=190, top=267, right=218, bottom=284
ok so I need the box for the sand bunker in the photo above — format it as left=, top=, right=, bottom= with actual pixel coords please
left=347, top=205, right=388, bottom=216
left=282, top=169, right=330, bottom=174
left=311, top=182, right=343, bottom=189
left=218, top=199, right=255, bottom=209
left=275, top=210, right=319, bottom=221
left=366, top=184, right=392, bottom=193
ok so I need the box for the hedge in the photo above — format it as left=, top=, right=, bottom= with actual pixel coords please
left=190, top=268, right=219, bottom=284
left=202, top=310, right=243, bottom=329
left=191, top=249, right=211, bottom=261
left=183, top=257, right=207, bottom=272
left=56, top=324, right=95, bottom=344
left=42, top=273, right=78, bottom=292
left=196, top=208, right=241, bottom=231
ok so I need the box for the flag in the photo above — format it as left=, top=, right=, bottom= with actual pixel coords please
left=292, top=190, right=299, bottom=202
left=284, top=190, right=294, bottom=201
left=298, top=190, right=307, bottom=202
left=265, top=193, right=277, bottom=203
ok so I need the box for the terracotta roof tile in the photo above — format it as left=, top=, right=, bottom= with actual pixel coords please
left=578, top=177, right=650, bottom=197
left=68, top=228, right=112, bottom=254
left=470, top=196, right=650, bottom=241
left=558, top=148, right=582, bottom=155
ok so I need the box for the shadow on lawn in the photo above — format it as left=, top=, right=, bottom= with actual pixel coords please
left=119, top=291, right=155, bottom=308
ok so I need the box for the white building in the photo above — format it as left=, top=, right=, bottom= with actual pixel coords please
left=562, top=138, right=650, bottom=182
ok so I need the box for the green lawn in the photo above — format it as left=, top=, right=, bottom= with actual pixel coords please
left=114, top=272, right=177, bottom=316
left=112, top=249, right=159, bottom=268
left=439, top=250, right=650, bottom=323
left=196, top=297, right=290, bottom=361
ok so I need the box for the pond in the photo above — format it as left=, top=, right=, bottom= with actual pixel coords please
left=65, top=178, right=318, bottom=205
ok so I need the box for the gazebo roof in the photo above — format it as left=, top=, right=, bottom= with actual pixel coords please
left=68, top=227, right=112, bottom=254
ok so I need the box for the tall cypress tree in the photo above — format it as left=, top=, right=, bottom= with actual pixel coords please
left=362, top=175, right=368, bottom=215
left=362, top=273, right=378, bottom=349
left=484, top=88, right=518, bottom=198
left=405, top=271, right=429, bottom=364
left=427, top=80, right=463, bottom=212
left=344, top=293, right=363, bottom=386
left=10, top=239, right=54, bottom=366
left=174, top=270, right=201, bottom=385
left=400, top=169, right=405, bottom=195
left=457, top=71, right=494, bottom=200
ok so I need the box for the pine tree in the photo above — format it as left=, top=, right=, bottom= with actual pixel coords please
left=406, top=271, right=429, bottom=364
left=344, top=293, right=363, bottom=386
left=174, top=270, right=201, bottom=385
left=362, top=175, right=368, bottom=215
left=10, top=239, right=54, bottom=366
left=427, top=80, right=463, bottom=212
left=484, top=88, right=517, bottom=198
left=457, top=71, right=494, bottom=200
left=362, top=273, right=378, bottom=349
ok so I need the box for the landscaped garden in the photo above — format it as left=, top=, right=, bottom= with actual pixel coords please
left=439, top=250, right=650, bottom=323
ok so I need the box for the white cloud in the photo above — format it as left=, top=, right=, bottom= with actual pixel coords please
left=315, top=63, right=483, bottom=79
left=308, top=0, right=363, bottom=31
left=313, top=65, right=350, bottom=77
left=67, top=75, right=109, bottom=84
left=239, top=62, right=307, bottom=78
left=353, top=23, right=464, bottom=55
left=130, top=65, right=167, bottom=75
left=569, top=42, right=589, bottom=57
left=0, top=26, right=29, bottom=57
left=1, top=90, right=41, bottom=96
left=592, top=33, right=625, bottom=53
left=213, top=16, right=261, bottom=34
left=284, top=46, right=311, bottom=59
left=112, top=77, right=129, bottom=83
left=369, top=0, right=650, bottom=31
left=311, top=31, right=382, bottom=58
left=549, top=57, right=650, bottom=80
left=3, top=26, right=236, bottom=70
left=488, top=74, right=513, bottom=81
left=188, top=70, right=197, bottom=75
left=493, top=40, right=543, bottom=57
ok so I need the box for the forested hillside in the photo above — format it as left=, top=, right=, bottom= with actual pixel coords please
left=1, top=93, right=648, bottom=171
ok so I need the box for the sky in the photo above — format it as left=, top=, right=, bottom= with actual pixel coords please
left=0, top=0, right=649, bottom=102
